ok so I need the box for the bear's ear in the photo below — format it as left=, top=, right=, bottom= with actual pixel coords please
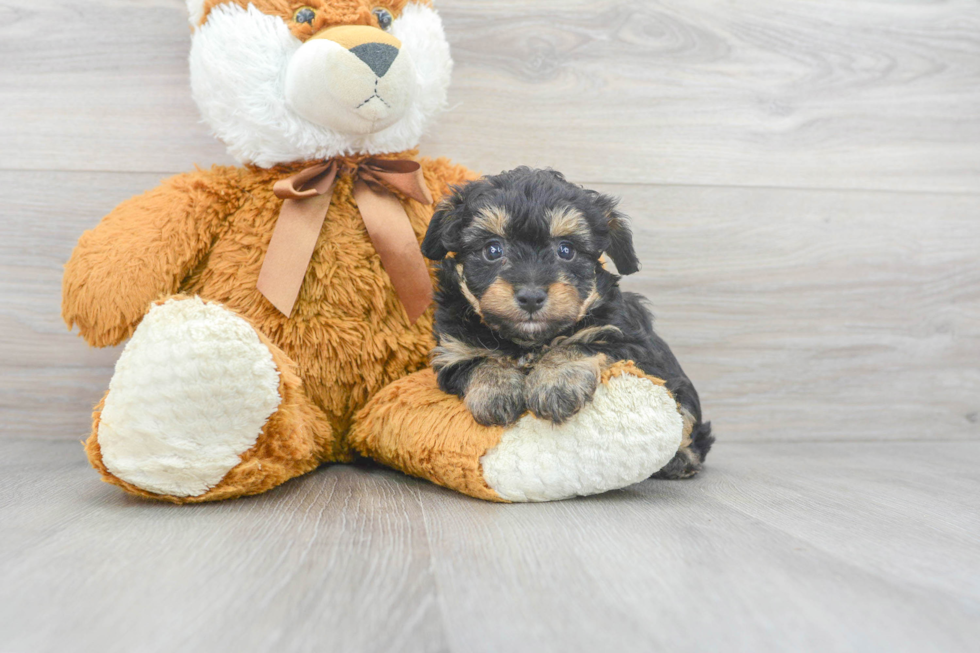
left=187, top=0, right=206, bottom=28
left=593, top=192, right=640, bottom=275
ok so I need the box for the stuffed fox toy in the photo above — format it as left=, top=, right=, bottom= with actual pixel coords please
left=63, top=0, right=687, bottom=504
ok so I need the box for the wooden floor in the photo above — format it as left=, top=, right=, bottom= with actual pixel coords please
left=1, top=1, right=979, bottom=651
left=2, top=438, right=978, bottom=652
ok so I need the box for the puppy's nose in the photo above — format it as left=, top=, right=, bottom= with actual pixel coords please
left=350, top=43, right=399, bottom=78
left=515, top=287, right=548, bottom=314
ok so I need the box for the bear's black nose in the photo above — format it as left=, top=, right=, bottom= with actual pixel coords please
left=515, top=287, right=548, bottom=315
left=350, top=43, right=399, bottom=78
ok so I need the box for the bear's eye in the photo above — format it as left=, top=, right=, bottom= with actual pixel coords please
left=294, top=7, right=316, bottom=25
left=557, top=241, right=576, bottom=261
left=373, top=8, right=394, bottom=31
left=483, top=241, right=504, bottom=262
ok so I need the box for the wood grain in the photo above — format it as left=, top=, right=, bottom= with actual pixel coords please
left=0, top=171, right=158, bottom=439
left=1, top=438, right=977, bottom=653
left=607, top=183, right=980, bottom=442
left=433, top=0, right=980, bottom=192
left=0, top=438, right=447, bottom=653
left=0, top=1, right=978, bottom=192
left=699, top=441, right=980, bottom=601
left=4, top=170, right=977, bottom=442
left=417, top=441, right=980, bottom=653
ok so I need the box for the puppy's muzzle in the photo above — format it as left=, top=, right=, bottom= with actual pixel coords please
left=285, top=25, right=418, bottom=135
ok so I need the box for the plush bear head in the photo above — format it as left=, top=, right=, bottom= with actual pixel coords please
left=186, top=1, right=453, bottom=167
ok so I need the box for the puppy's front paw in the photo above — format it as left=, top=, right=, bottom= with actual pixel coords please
left=466, top=388, right=526, bottom=427
left=464, top=362, right=526, bottom=427
left=525, top=356, right=601, bottom=424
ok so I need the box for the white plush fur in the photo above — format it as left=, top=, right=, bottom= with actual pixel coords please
left=481, top=374, right=684, bottom=502
left=189, top=2, right=453, bottom=167
left=98, top=298, right=282, bottom=498
left=186, top=0, right=205, bottom=27
left=284, top=37, right=418, bottom=135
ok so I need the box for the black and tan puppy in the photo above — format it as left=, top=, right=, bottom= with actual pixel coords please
left=421, top=167, right=714, bottom=479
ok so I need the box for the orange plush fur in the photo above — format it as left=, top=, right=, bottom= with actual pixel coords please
left=196, top=0, right=431, bottom=33
left=349, top=361, right=671, bottom=503
left=66, top=153, right=476, bottom=502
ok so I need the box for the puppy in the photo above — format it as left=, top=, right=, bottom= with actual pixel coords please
left=421, top=167, right=714, bottom=479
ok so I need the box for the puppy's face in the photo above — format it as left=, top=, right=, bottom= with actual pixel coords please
left=423, top=168, right=640, bottom=344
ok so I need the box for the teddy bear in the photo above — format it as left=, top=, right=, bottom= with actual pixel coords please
left=62, top=0, right=687, bottom=504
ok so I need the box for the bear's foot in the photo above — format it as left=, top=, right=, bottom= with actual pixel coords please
left=351, top=362, right=684, bottom=502
left=87, top=296, right=337, bottom=503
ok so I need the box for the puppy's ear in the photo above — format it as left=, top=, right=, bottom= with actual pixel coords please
left=421, top=201, right=453, bottom=260
left=594, top=193, right=640, bottom=275
left=422, top=188, right=466, bottom=260
left=423, top=179, right=492, bottom=260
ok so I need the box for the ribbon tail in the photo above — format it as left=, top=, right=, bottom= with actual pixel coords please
left=257, top=189, right=335, bottom=316
left=353, top=179, right=434, bottom=324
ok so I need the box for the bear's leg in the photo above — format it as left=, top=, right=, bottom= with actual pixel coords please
left=85, top=296, right=340, bottom=503
left=349, top=362, right=685, bottom=503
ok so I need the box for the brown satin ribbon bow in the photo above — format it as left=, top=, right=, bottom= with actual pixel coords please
left=257, top=157, right=434, bottom=322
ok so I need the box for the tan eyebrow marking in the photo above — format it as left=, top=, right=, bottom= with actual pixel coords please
left=548, top=207, right=592, bottom=246
left=468, top=205, right=510, bottom=238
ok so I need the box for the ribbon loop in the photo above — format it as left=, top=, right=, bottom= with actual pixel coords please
left=273, top=161, right=338, bottom=200
left=357, top=159, right=433, bottom=206
left=258, top=157, right=435, bottom=323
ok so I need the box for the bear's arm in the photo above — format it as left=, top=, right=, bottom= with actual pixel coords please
left=419, top=158, right=481, bottom=203
left=62, top=168, right=242, bottom=348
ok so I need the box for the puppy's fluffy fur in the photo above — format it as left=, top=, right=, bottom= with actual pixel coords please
left=422, top=167, right=714, bottom=479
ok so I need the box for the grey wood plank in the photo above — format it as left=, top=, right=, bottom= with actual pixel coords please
left=696, top=441, right=980, bottom=600
left=0, top=439, right=447, bottom=653
left=0, top=171, right=160, bottom=439
left=1, top=1, right=978, bottom=192
left=414, top=441, right=980, bottom=653
left=3, top=170, right=977, bottom=443
left=606, top=182, right=980, bottom=443
left=3, top=438, right=977, bottom=653
left=433, top=0, right=980, bottom=192
left=0, top=0, right=234, bottom=172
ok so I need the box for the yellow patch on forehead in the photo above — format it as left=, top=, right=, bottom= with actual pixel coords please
left=469, top=206, right=510, bottom=238
left=548, top=207, right=592, bottom=246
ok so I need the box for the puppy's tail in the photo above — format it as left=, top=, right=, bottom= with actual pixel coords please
left=690, top=421, right=715, bottom=463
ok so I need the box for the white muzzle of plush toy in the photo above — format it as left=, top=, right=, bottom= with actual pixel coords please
left=285, top=25, right=418, bottom=135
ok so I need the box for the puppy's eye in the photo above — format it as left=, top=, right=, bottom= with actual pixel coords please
left=373, top=8, right=394, bottom=31
left=294, top=7, right=316, bottom=25
left=557, top=241, right=576, bottom=261
left=484, top=241, right=505, bottom=262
